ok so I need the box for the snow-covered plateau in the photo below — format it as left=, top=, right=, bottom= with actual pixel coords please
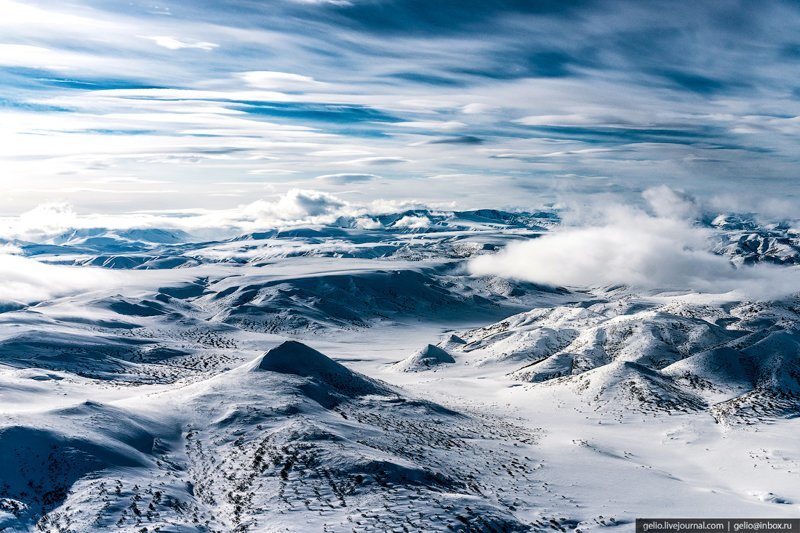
left=0, top=207, right=799, bottom=532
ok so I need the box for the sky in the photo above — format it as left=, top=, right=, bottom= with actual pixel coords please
left=2, top=0, right=800, bottom=215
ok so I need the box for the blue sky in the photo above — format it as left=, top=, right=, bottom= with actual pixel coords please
left=2, top=0, right=799, bottom=214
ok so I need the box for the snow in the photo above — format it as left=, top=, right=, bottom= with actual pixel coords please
left=0, top=209, right=799, bottom=531
left=392, top=344, right=455, bottom=372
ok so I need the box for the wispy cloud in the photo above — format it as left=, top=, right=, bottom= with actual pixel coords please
left=315, top=173, right=381, bottom=184
left=143, top=36, right=219, bottom=51
left=238, top=71, right=328, bottom=90
left=395, top=120, right=466, bottom=131
left=338, top=157, right=409, bottom=166
left=1, top=0, right=799, bottom=214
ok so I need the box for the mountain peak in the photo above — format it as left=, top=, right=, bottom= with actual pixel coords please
left=393, top=343, right=455, bottom=372
left=255, top=340, right=384, bottom=397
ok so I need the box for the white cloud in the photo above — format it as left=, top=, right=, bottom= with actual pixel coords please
left=461, top=103, right=498, bottom=115
left=0, top=248, right=186, bottom=304
left=395, top=121, right=466, bottom=131
left=709, top=194, right=799, bottom=222
left=0, top=190, right=356, bottom=241
left=366, top=198, right=428, bottom=214
left=642, top=185, right=700, bottom=220
left=0, top=44, right=74, bottom=71
left=289, top=0, right=353, bottom=5
left=247, top=169, right=299, bottom=175
left=13, top=203, right=78, bottom=240
left=0, top=243, right=22, bottom=255
left=143, top=36, right=219, bottom=51
left=354, top=217, right=382, bottom=230
left=309, top=149, right=373, bottom=157
left=469, top=187, right=800, bottom=300
left=0, top=254, right=117, bottom=302
left=315, top=173, right=381, bottom=184
left=514, top=114, right=597, bottom=126
left=90, top=177, right=167, bottom=184
left=339, top=157, right=409, bottom=166
left=393, top=215, right=431, bottom=230
left=242, top=188, right=345, bottom=220
left=238, top=71, right=327, bottom=90
left=1, top=256, right=122, bottom=306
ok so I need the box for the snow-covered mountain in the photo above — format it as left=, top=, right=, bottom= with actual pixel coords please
left=1, top=208, right=799, bottom=531
left=427, top=294, right=800, bottom=424
left=709, top=215, right=800, bottom=266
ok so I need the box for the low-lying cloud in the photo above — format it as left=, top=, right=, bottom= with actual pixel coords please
left=0, top=189, right=359, bottom=242
left=0, top=247, right=194, bottom=304
left=392, top=215, right=431, bottom=230
left=469, top=187, right=800, bottom=300
left=0, top=253, right=119, bottom=303
left=0, top=188, right=456, bottom=243
left=241, top=189, right=345, bottom=220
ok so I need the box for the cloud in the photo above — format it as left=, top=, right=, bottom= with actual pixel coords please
left=461, top=103, right=497, bottom=114
left=395, top=121, right=466, bottom=131
left=0, top=43, right=77, bottom=71
left=392, top=215, right=431, bottom=230
left=244, top=188, right=345, bottom=219
left=238, top=71, right=327, bottom=90
left=514, top=114, right=598, bottom=127
left=354, top=217, right=382, bottom=230
left=642, top=185, right=700, bottom=220
left=247, top=169, right=299, bottom=175
left=0, top=246, right=189, bottom=304
left=143, top=36, right=219, bottom=51
left=708, top=194, right=799, bottom=222
left=0, top=243, right=22, bottom=255
left=339, top=157, right=409, bottom=166
left=90, top=177, right=167, bottom=184
left=0, top=253, right=120, bottom=303
left=289, top=0, right=353, bottom=5
left=4, top=0, right=800, bottom=213
left=315, top=173, right=381, bottom=184
left=0, top=189, right=497, bottom=242
left=427, top=136, right=484, bottom=145
left=9, top=203, right=79, bottom=240
left=469, top=187, right=800, bottom=300
left=0, top=190, right=355, bottom=241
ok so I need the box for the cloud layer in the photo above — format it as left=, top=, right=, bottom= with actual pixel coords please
left=0, top=189, right=408, bottom=241
left=469, top=187, right=800, bottom=299
left=0, top=251, right=182, bottom=304
left=1, top=0, right=800, bottom=212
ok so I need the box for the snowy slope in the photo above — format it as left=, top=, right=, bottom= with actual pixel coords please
left=1, top=209, right=800, bottom=531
